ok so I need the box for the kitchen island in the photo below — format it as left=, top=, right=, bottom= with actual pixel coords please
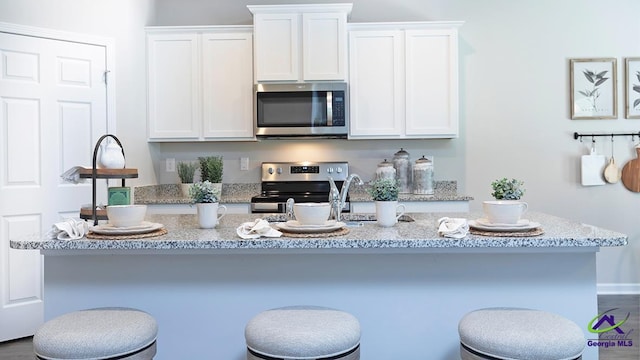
left=11, top=212, right=626, bottom=360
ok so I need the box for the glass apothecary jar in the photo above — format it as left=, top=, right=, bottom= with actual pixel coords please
left=393, top=148, right=411, bottom=193
left=413, top=155, right=434, bottom=195
left=376, top=159, right=396, bottom=180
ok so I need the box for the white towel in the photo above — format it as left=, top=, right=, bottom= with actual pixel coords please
left=46, top=218, right=88, bottom=240
left=437, top=217, right=469, bottom=239
left=60, top=166, right=88, bottom=184
left=237, top=219, right=282, bottom=239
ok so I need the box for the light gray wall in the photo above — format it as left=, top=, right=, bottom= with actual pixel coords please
left=1, top=0, right=638, bottom=289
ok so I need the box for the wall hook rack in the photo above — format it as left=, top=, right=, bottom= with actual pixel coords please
left=573, top=132, right=640, bottom=142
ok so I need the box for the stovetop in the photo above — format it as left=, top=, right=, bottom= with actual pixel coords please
left=259, top=162, right=349, bottom=183
left=250, top=161, right=349, bottom=213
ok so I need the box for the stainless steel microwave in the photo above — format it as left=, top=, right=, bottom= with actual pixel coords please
left=255, top=82, right=349, bottom=139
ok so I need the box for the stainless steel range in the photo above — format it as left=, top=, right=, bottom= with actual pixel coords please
left=250, top=161, right=350, bottom=213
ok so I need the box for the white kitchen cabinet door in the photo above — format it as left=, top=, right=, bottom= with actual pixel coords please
left=348, top=30, right=404, bottom=137
left=202, top=32, right=254, bottom=140
left=302, top=12, right=348, bottom=81
left=249, top=4, right=351, bottom=82
left=147, top=33, right=201, bottom=140
left=405, top=28, right=459, bottom=138
left=146, top=27, right=255, bottom=142
left=348, top=22, right=462, bottom=139
left=253, top=13, right=300, bottom=82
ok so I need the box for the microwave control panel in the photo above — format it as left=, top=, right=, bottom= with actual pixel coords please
left=332, top=92, right=346, bottom=126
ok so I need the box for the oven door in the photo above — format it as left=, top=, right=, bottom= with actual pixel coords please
left=255, top=83, right=348, bottom=138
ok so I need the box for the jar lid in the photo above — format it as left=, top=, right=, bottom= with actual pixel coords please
left=394, top=148, right=410, bottom=158
left=377, top=159, right=393, bottom=167
left=415, top=155, right=432, bottom=164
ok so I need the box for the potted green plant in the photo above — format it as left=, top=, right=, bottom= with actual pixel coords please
left=367, top=178, right=405, bottom=227
left=198, top=156, right=223, bottom=200
left=188, top=181, right=226, bottom=229
left=368, top=177, right=399, bottom=201
left=177, top=161, right=197, bottom=196
left=490, top=178, right=525, bottom=200
left=484, top=178, right=528, bottom=224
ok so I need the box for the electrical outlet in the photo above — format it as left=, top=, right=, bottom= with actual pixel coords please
left=240, top=157, right=249, bottom=171
left=166, top=158, right=176, bottom=172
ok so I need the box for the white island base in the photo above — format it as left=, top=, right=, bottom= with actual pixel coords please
left=43, top=249, right=599, bottom=360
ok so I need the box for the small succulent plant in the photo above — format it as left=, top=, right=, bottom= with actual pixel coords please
left=368, top=178, right=399, bottom=201
left=490, top=178, right=525, bottom=200
left=189, top=181, right=218, bottom=203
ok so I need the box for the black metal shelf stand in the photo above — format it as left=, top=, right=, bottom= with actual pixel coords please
left=79, top=134, right=138, bottom=225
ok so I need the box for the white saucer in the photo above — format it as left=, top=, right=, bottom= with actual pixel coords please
left=475, top=218, right=530, bottom=228
left=276, top=221, right=345, bottom=233
left=284, top=220, right=338, bottom=229
left=469, top=220, right=540, bottom=232
left=90, top=221, right=164, bottom=235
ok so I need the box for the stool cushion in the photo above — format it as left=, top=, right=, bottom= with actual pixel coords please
left=34, top=307, right=158, bottom=360
left=245, top=305, right=361, bottom=359
left=458, top=307, right=585, bottom=360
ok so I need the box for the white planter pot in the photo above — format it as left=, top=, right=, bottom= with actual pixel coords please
left=374, top=201, right=406, bottom=227
left=196, top=202, right=227, bottom=229
left=482, top=200, right=528, bottom=224
left=180, top=183, right=193, bottom=197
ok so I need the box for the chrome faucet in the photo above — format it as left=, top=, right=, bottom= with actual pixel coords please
left=328, top=174, right=363, bottom=221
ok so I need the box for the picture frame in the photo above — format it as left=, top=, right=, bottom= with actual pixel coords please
left=625, top=57, right=640, bottom=119
left=570, top=58, right=617, bottom=119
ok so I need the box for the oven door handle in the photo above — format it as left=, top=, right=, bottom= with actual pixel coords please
left=251, top=202, right=286, bottom=213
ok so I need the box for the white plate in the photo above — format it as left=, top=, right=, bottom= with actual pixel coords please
left=90, top=221, right=164, bottom=235
left=475, top=218, right=531, bottom=228
left=276, top=221, right=345, bottom=233
left=284, top=220, right=338, bottom=229
left=469, top=220, right=541, bottom=232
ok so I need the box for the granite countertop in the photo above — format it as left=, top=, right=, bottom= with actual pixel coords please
left=11, top=212, right=627, bottom=251
left=134, top=181, right=473, bottom=205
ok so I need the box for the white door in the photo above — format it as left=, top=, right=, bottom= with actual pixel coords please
left=0, top=30, right=108, bottom=341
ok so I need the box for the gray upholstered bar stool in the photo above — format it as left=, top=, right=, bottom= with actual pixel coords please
left=458, top=307, right=585, bottom=360
left=245, top=305, right=361, bottom=360
left=33, top=307, right=158, bottom=360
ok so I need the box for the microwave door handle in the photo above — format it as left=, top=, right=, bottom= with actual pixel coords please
left=326, top=91, right=333, bottom=126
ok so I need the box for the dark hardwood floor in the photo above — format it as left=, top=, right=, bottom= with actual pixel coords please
left=1, top=295, right=638, bottom=359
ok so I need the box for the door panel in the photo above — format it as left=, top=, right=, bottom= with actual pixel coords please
left=0, top=30, right=108, bottom=341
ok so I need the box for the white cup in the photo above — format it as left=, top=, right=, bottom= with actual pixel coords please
left=293, top=203, right=331, bottom=225
left=196, top=203, right=227, bottom=229
left=482, top=200, right=528, bottom=224
left=375, top=201, right=406, bottom=227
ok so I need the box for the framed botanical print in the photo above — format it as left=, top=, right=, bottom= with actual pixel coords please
left=625, top=57, right=640, bottom=119
left=570, top=58, right=617, bottom=119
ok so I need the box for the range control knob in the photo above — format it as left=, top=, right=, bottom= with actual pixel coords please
left=327, top=167, right=334, bottom=173
left=277, top=167, right=283, bottom=174
left=336, top=167, right=343, bottom=173
left=268, top=167, right=274, bottom=174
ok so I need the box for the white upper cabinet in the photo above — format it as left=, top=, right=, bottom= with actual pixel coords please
left=146, top=26, right=255, bottom=141
left=201, top=32, right=254, bottom=139
left=147, top=32, right=200, bottom=140
left=248, top=4, right=352, bottom=82
left=348, top=22, right=463, bottom=139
